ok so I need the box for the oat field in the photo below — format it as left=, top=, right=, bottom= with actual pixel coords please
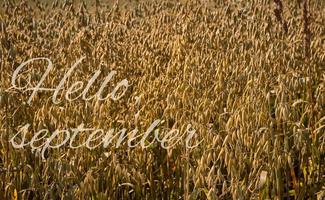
left=0, top=0, right=324, bottom=199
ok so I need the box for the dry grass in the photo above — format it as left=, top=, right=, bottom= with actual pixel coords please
left=0, top=0, right=324, bottom=199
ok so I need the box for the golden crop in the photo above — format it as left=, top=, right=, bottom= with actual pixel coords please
left=0, top=0, right=324, bottom=199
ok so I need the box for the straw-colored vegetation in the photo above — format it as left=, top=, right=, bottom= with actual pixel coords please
left=0, top=0, right=324, bottom=199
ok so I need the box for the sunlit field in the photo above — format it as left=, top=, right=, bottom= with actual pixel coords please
left=0, top=0, right=324, bottom=199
